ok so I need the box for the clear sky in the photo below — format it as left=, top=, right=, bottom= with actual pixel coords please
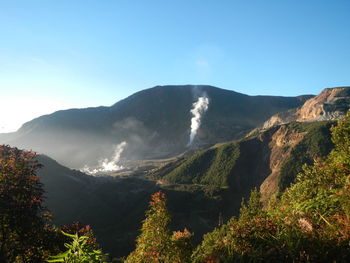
left=1, top=0, right=350, bottom=132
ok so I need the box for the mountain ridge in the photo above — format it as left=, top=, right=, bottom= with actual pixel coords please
left=0, top=85, right=311, bottom=168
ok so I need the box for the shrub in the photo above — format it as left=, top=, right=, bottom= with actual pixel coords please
left=125, top=191, right=192, bottom=263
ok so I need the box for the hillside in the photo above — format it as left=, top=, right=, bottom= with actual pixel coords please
left=0, top=85, right=311, bottom=168
left=37, top=155, right=158, bottom=257
left=192, top=111, right=350, bottom=262
left=37, top=154, right=226, bottom=258
left=150, top=120, right=335, bottom=206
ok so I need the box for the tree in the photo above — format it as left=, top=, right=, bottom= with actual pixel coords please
left=125, top=191, right=192, bottom=263
left=0, top=145, right=55, bottom=262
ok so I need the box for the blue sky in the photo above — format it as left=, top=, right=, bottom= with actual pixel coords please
left=1, top=0, right=350, bottom=132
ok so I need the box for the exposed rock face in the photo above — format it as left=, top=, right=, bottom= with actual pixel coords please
left=260, top=125, right=306, bottom=202
left=263, top=87, right=350, bottom=129
left=262, top=109, right=298, bottom=129
left=298, top=87, right=347, bottom=121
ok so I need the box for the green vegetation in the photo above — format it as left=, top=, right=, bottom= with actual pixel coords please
left=164, top=149, right=217, bottom=184
left=202, top=143, right=240, bottom=187
left=125, top=192, right=192, bottom=263
left=192, top=111, right=350, bottom=262
left=159, top=142, right=240, bottom=188
left=47, top=231, right=107, bottom=263
left=279, top=121, right=335, bottom=191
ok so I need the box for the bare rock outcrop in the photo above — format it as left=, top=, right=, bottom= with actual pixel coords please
left=260, top=125, right=306, bottom=202
left=263, top=87, right=350, bottom=129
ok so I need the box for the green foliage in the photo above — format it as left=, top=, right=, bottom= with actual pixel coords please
left=191, top=223, right=230, bottom=262
left=162, top=142, right=240, bottom=188
left=47, top=231, right=108, bottom=263
left=239, top=189, right=264, bottom=221
left=192, top=112, right=350, bottom=262
left=125, top=191, right=192, bottom=263
left=165, top=149, right=216, bottom=184
left=201, top=143, right=240, bottom=187
left=192, top=190, right=282, bottom=262
left=331, top=111, right=350, bottom=154
left=279, top=121, right=334, bottom=191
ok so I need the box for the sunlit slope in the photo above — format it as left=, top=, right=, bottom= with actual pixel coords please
left=151, top=121, right=335, bottom=201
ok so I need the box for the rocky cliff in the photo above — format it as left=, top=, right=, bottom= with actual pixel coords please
left=263, top=87, right=350, bottom=129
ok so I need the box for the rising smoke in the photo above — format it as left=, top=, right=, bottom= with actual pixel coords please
left=82, top=141, right=127, bottom=175
left=188, top=95, right=209, bottom=146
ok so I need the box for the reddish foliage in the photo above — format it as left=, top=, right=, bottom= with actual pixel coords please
left=0, top=145, right=54, bottom=262
left=150, top=191, right=167, bottom=205
left=173, top=228, right=191, bottom=240
left=203, top=255, right=220, bottom=263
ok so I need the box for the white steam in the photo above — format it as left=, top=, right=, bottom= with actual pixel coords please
left=82, top=141, right=127, bottom=175
left=188, top=96, right=209, bottom=146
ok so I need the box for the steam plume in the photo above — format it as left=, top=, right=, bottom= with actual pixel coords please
left=82, top=141, right=127, bottom=174
left=188, top=96, right=209, bottom=146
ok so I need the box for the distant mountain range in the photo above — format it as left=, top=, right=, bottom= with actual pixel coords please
left=0, top=85, right=312, bottom=168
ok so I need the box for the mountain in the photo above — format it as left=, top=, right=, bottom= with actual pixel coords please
left=0, top=85, right=311, bottom=168
left=37, top=155, right=98, bottom=224
left=262, top=86, right=350, bottom=129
